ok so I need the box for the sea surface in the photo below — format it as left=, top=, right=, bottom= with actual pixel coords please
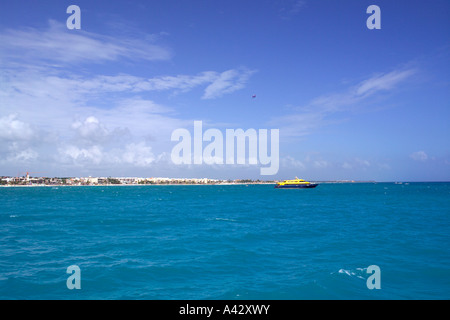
left=0, top=183, right=449, bottom=299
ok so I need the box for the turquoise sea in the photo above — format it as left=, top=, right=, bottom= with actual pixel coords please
left=0, top=183, right=449, bottom=299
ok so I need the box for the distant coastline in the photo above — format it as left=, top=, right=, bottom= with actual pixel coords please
left=0, top=174, right=379, bottom=187
left=1, top=180, right=445, bottom=187
left=0, top=175, right=273, bottom=187
left=0, top=181, right=276, bottom=187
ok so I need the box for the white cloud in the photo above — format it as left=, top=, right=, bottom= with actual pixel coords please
left=0, top=115, right=42, bottom=165
left=355, top=69, right=416, bottom=97
left=279, top=0, right=307, bottom=20
left=281, top=156, right=306, bottom=169
left=290, top=0, right=307, bottom=14
left=58, top=141, right=156, bottom=168
left=271, top=67, right=416, bottom=137
left=60, top=145, right=103, bottom=165
left=313, top=160, right=329, bottom=169
left=115, top=98, right=172, bottom=114
left=72, top=116, right=108, bottom=141
left=410, top=151, right=428, bottom=161
left=3, top=67, right=254, bottom=111
left=0, top=20, right=256, bottom=176
left=69, top=116, right=132, bottom=148
left=0, top=114, right=35, bottom=141
left=52, top=116, right=158, bottom=168
left=4, top=145, right=38, bottom=163
left=0, top=66, right=245, bottom=144
left=142, top=71, right=217, bottom=92
left=202, top=68, right=257, bottom=99
left=122, top=142, right=155, bottom=167
left=0, top=20, right=171, bottom=64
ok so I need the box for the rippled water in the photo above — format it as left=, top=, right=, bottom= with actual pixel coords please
left=1, top=183, right=449, bottom=299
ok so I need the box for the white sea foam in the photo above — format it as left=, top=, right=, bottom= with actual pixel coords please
left=213, top=217, right=237, bottom=222
left=337, top=268, right=367, bottom=279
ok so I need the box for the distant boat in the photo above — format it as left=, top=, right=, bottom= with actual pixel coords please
left=275, top=177, right=318, bottom=189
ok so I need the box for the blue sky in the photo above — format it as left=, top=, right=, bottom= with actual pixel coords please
left=0, top=0, right=449, bottom=181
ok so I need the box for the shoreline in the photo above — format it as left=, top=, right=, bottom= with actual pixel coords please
left=0, top=182, right=276, bottom=187
left=2, top=181, right=445, bottom=188
left=2, top=179, right=448, bottom=188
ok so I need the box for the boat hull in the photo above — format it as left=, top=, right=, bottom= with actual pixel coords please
left=275, top=183, right=318, bottom=189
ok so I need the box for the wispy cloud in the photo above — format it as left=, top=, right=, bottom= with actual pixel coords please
left=290, top=0, right=306, bottom=15
left=0, top=20, right=171, bottom=64
left=2, top=67, right=255, bottom=111
left=0, top=20, right=255, bottom=99
left=141, top=72, right=217, bottom=92
left=202, top=68, right=257, bottom=99
left=355, top=69, right=416, bottom=97
left=410, top=151, right=428, bottom=161
left=271, top=68, right=417, bottom=137
left=279, top=0, right=307, bottom=20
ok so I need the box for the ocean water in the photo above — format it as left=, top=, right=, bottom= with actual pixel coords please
left=0, top=183, right=449, bottom=300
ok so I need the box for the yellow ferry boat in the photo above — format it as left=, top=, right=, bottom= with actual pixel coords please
left=275, top=177, right=318, bottom=189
